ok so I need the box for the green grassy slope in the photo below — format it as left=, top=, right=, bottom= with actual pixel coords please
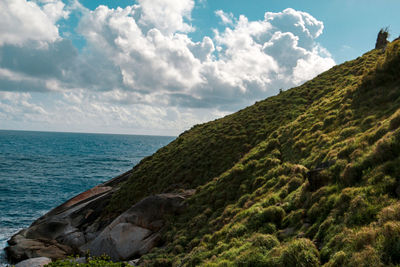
left=112, top=40, right=400, bottom=266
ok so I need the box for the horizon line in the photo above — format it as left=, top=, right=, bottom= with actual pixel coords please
left=0, top=128, right=177, bottom=138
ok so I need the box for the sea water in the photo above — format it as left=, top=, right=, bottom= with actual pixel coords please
left=0, top=130, right=174, bottom=266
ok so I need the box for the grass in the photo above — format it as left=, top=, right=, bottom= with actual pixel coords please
left=80, top=40, right=400, bottom=266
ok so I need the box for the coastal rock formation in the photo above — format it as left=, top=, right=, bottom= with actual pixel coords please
left=82, top=193, right=188, bottom=260
left=14, top=257, right=52, bottom=267
left=5, top=170, right=125, bottom=263
left=5, top=167, right=193, bottom=265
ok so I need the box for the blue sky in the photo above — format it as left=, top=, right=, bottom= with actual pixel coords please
left=76, top=0, right=400, bottom=63
left=0, top=0, right=399, bottom=135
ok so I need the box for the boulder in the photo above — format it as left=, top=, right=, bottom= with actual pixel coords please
left=5, top=167, right=193, bottom=265
left=81, top=193, right=187, bottom=260
left=5, top=235, right=71, bottom=263
left=5, top=185, right=115, bottom=263
left=15, top=257, right=52, bottom=267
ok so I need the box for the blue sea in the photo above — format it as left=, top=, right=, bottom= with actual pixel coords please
left=0, top=130, right=174, bottom=266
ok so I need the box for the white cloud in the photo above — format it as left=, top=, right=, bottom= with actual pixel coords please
left=0, top=92, right=47, bottom=123
left=215, top=10, right=234, bottom=25
left=0, top=1, right=336, bottom=134
left=137, top=0, right=194, bottom=34
left=41, top=0, right=70, bottom=23
left=265, top=8, right=324, bottom=50
left=0, top=0, right=66, bottom=46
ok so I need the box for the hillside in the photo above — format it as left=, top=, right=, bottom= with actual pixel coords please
left=6, top=39, right=400, bottom=267
left=115, top=39, right=400, bottom=266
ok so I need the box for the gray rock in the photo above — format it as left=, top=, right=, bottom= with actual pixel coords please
left=81, top=193, right=187, bottom=260
left=84, top=224, right=151, bottom=260
left=5, top=167, right=193, bottom=264
left=128, top=259, right=140, bottom=266
left=5, top=233, right=71, bottom=263
left=57, top=230, right=86, bottom=248
left=15, top=257, right=51, bottom=267
left=5, top=187, right=114, bottom=263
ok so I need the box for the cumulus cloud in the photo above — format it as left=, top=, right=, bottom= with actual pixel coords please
left=137, top=0, right=194, bottom=34
left=74, top=6, right=334, bottom=110
left=0, top=0, right=67, bottom=46
left=0, top=1, right=336, bottom=134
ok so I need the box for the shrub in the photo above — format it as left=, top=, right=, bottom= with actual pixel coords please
left=371, top=134, right=399, bottom=163
left=283, top=209, right=305, bottom=227
left=378, top=203, right=400, bottom=223
left=248, top=206, right=286, bottom=229
left=340, top=126, right=359, bottom=139
left=276, top=238, right=320, bottom=267
left=205, top=259, right=234, bottom=267
left=266, top=138, right=280, bottom=151
left=45, top=255, right=129, bottom=267
left=249, top=233, right=280, bottom=250
left=381, top=221, right=400, bottom=264
left=324, top=251, right=347, bottom=267
left=341, top=163, right=362, bottom=186
left=235, top=249, right=268, bottom=267
left=227, top=223, right=247, bottom=239
left=323, top=115, right=336, bottom=128
left=348, top=246, right=383, bottom=267
left=288, top=177, right=304, bottom=193
left=344, top=195, right=379, bottom=226
left=260, top=222, right=277, bottom=234
left=353, top=227, right=377, bottom=250
left=311, top=122, right=323, bottom=132
left=389, top=109, right=400, bottom=130
left=362, top=115, right=375, bottom=128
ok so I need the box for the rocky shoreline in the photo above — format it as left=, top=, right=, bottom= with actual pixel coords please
left=4, top=169, right=193, bottom=265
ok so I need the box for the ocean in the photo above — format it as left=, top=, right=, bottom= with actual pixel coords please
left=0, top=130, right=175, bottom=266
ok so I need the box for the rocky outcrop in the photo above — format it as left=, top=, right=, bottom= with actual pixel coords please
left=5, top=183, right=113, bottom=263
left=5, top=168, right=193, bottom=265
left=375, top=28, right=389, bottom=50
left=15, top=257, right=52, bottom=267
left=81, top=193, right=188, bottom=260
left=4, top=170, right=119, bottom=263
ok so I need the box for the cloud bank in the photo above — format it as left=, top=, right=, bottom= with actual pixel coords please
left=0, top=0, right=335, bottom=135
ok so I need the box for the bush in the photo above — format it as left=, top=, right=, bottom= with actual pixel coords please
left=344, top=195, right=379, bottom=226
left=288, top=177, right=304, bottom=192
left=324, top=251, right=347, bottom=267
left=340, top=126, right=359, bottom=139
left=371, top=134, right=400, bottom=163
left=389, top=109, right=400, bottom=130
left=248, top=206, right=286, bottom=229
left=341, top=163, right=362, bottom=186
left=348, top=246, right=383, bottom=267
left=323, top=115, right=336, bottom=128
left=276, top=238, right=320, bottom=267
left=381, top=221, right=400, bottom=264
left=378, top=203, right=400, bottom=223
left=249, top=233, right=280, bottom=250
left=227, top=223, right=247, bottom=239
left=45, top=255, right=129, bottom=267
left=263, top=206, right=286, bottom=226
left=235, top=249, right=268, bottom=267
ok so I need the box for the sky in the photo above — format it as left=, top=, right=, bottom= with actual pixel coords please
left=0, top=0, right=399, bottom=136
